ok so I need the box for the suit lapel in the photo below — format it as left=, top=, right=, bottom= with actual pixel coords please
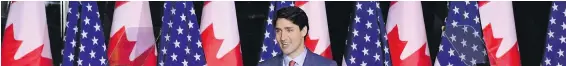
left=303, top=50, right=316, bottom=66
left=274, top=54, right=284, bottom=66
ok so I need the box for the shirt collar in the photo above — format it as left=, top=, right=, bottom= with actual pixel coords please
left=283, top=48, right=307, bottom=66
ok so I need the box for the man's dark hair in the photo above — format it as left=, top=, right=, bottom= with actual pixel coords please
left=274, top=7, right=309, bottom=31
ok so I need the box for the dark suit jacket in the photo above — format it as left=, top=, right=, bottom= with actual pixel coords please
left=258, top=50, right=337, bottom=66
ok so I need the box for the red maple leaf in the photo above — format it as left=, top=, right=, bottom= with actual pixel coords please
left=387, top=25, right=431, bottom=66
left=108, top=26, right=156, bottom=66
left=482, top=24, right=521, bottom=66
left=295, top=1, right=333, bottom=60
left=201, top=24, right=243, bottom=66
left=115, top=1, right=127, bottom=9
left=2, top=24, right=52, bottom=66
left=478, top=1, right=489, bottom=7
left=304, top=36, right=333, bottom=60
left=390, top=1, right=398, bottom=6
left=294, top=1, right=307, bottom=7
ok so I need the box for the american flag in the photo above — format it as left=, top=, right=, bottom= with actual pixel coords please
left=258, top=1, right=291, bottom=63
left=63, top=1, right=109, bottom=66
left=435, top=1, right=487, bottom=66
left=62, top=1, right=80, bottom=66
left=344, top=1, right=391, bottom=66
left=542, top=1, right=566, bottom=66
left=78, top=1, right=109, bottom=66
left=158, top=1, right=207, bottom=66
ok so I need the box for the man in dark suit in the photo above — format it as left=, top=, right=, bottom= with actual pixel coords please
left=257, top=7, right=337, bottom=66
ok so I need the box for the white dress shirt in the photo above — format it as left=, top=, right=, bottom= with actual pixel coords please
left=282, top=48, right=307, bottom=66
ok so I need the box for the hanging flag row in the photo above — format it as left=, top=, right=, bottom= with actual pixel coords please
left=2, top=1, right=534, bottom=66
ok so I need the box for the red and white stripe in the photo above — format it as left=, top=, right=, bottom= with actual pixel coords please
left=108, top=1, right=157, bottom=66
left=2, top=1, right=52, bottom=66
left=200, top=1, right=243, bottom=66
left=386, top=1, right=431, bottom=66
left=478, top=1, right=521, bottom=66
left=295, top=1, right=334, bottom=59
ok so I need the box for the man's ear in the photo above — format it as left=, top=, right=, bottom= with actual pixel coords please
left=301, top=27, right=308, bottom=37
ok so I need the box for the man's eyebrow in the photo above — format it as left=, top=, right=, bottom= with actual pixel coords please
left=284, top=27, right=293, bottom=29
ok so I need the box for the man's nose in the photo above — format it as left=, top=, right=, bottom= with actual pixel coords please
left=280, top=32, right=289, bottom=41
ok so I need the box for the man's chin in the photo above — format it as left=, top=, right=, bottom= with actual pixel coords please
left=282, top=53, right=291, bottom=56
left=281, top=50, right=292, bottom=55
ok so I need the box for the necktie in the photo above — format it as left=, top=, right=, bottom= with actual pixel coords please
left=289, top=60, right=296, bottom=66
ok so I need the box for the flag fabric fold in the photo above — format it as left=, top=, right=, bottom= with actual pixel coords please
left=158, top=1, right=207, bottom=66
left=478, top=1, right=522, bottom=66
left=434, top=1, right=488, bottom=66
left=62, top=1, right=80, bottom=66
left=200, top=1, right=243, bottom=66
left=541, top=1, right=566, bottom=66
left=344, top=1, right=392, bottom=66
left=298, top=1, right=334, bottom=59
left=108, top=1, right=157, bottom=66
left=77, top=1, right=110, bottom=66
left=2, top=1, right=53, bottom=66
left=386, top=1, right=431, bottom=66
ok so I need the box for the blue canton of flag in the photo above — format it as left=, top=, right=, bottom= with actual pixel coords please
left=62, top=1, right=80, bottom=66
left=259, top=1, right=293, bottom=62
left=435, top=1, right=487, bottom=66
left=63, top=1, right=109, bottom=66
left=158, top=1, right=207, bottom=66
left=542, top=2, right=566, bottom=66
left=78, top=1, right=109, bottom=66
left=374, top=1, right=392, bottom=66
left=345, top=1, right=391, bottom=66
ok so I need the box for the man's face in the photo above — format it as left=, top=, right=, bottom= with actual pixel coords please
left=275, top=18, right=307, bottom=55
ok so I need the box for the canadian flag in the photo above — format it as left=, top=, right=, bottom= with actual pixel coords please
left=386, top=1, right=431, bottom=66
left=296, top=1, right=334, bottom=59
left=1, top=1, right=52, bottom=66
left=108, top=1, right=157, bottom=66
left=478, top=1, right=521, bottom=66
left=200, top=1, right=243, bottom=66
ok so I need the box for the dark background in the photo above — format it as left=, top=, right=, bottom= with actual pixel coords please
left=0, top=1, right=551, bottom=66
